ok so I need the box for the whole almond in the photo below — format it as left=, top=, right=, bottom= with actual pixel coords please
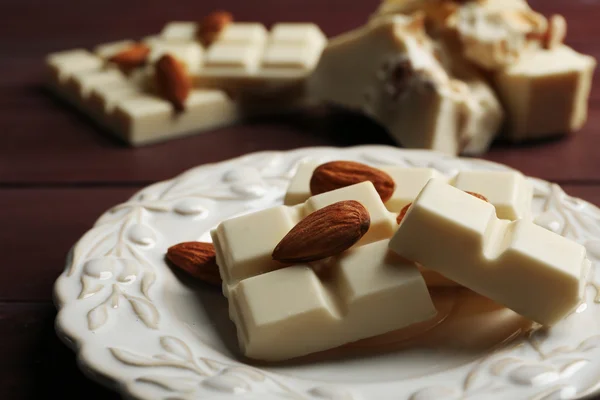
left=198, top=10, right=233, bottom=46
left=108, top=43, right=150, bottom=71
left=310, top=161, right=396, bottom=202
left=154, top=54, right=191, bottom=112
left=166, top=242, right=221, bottom=285
left=272, top=200, right=370, bottom=264
left=396, top=191, right=488, bottom=224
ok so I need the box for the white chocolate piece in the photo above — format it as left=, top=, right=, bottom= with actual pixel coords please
left=46, top=49, right=104, bottom=86
left=450, top=2, right=547, bottom=70
left=389, top=179, right=589, bottom=326
left=384, top=167, right=445, bottom=211
left=453, top=170, right=532, bottom=220
left=214, top=231, right=435, bottom=360
left=307, top=16, right=499, bottom=156
left=494, top=46, right=596, bottom=141
left=283, top=161, right=321, bottom=206
left=94, top=40, right=136, bottom=59
left=111, top=90, right=239, bottom=145
left=160, top=22, right=198, bottom=41
left=147, top=39, right=204, bottom=74
left=192, top=22, right=326, bottom=92
left=64, top=69, right=127, bottom=100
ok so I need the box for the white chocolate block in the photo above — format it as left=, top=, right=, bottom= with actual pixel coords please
left=305, top=182, right=397, bottom=244
left=453, top=170, right=532, bottom=220
left=451, top=3, right=547, bottom=70
left=215, top=233, right=435, bottom=360
left=217, top=181, right=396, bottom=288
left=65, top=69, right=127, bottom=100
left=283, top=160, right=321, bottom=206
left=88, top=82, right=141, bottom=115
left=147, top=39, right=204, bottom=74
left=160, top=22, right=198, bottom=41
left=46, top=49, right=104, bottom=85
left=389, top=179, right=589, bottom=326
left=204, top=42, right=263, bottom=72
left=384, top=167, right=445, bottom=211
left=283, top=161, right=445, bottom=212
left=94, top=40, right=136, bottom=59
left=307, top=16, right=499, bottom=156
left=111, top=89, right=239, bottom=145
left=494, top=46, right=596, bottom=141
left=220, top=23, right=268, bottom=44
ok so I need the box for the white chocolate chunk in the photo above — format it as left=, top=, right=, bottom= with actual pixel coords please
left=216, top=237, right=435, bottom=361
left=453, top=170, right=532, bottom=220
left=94, top=40, right=136, bottom=59
left=111, top=89, right=239, bottom=145
left=220, top=23, right=268, bottom=44
left=46, top=49, right=104, bottom=85
left=194, top=22, right=326, bottom=92
left=160, top=22, right=198, bottom=41
left=88, top=82, right=141, bottom=114
left=307, top=16, right=499, bottom=156
left=389, top=179, right=589, bottom=326
left=65, top=69, right=127, bottom=100
left=283, top=160, right=321, bottom=206
left=147, top=40, right=203, bottom=74
left=204, top=42, right=263, bottom=72
left=384, top=167, right=445, bottom=211
left=494, top=46, right=596, bottom=141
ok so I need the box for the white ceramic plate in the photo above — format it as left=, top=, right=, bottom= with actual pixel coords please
left=54, top=146, right=600, bottom=400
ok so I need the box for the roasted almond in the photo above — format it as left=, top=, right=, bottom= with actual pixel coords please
left=198, top=10, right=233, bottom=46
left=464, top=191, right=489, bottom=203
left=272, top=200, right=370, bottom=264
left=396, top=203, right=412, bottom=225
left=154, top=54, right=191, bottom=112
left=310, top=161, right=396, bottom=202
left=166, top=242, right=221, bottom=285
left=108, top=43, right=150, bottom=71
left=396, top=191, right=488, bottom=224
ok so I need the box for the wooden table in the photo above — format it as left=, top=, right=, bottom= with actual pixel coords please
left=1, top=0, right=598, bottom=398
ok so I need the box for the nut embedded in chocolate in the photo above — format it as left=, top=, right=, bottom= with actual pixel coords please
left=272, top=200, right=370, bottom=264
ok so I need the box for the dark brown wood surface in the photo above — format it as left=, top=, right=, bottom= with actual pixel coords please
left=1, top=0, right=599, bottom=398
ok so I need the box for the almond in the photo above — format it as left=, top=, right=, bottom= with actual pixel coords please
left=198, top=10, right=233, bottom=46
left=396, top=191, right=488, bottom=224
left=396, top=203, right=412, bottom=225
left=310, top=161, right=396, bottom=202
left=108, top=43, right=150, bottom=71
left=464, top=191, right=489, bottom=203
left=272, top=200, right=370, bottom=263
left=154, top=54, right=191, bottom=112
left=166, top=242, right=221, bottom=285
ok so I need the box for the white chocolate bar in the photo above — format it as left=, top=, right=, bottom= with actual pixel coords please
left=283, top=161, right=445, bottom=212
left=494, top=46, right=596, bottom=141
left=307, top=16, right=500, bottom=156
left=453, top=170, right=532, bottom=220
left=193, top=22, right=326, bottom=92
left=212, top=184, right=434, bottom=360
left=283, top=162, right=532, bottom=219
left=46, top=49, right=242, bottom=145
left=389, top=179, right=589, bottom=326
